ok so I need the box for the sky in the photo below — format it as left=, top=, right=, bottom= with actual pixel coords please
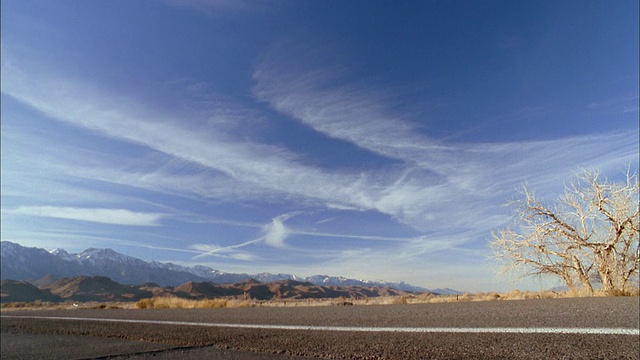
left=1, top=0, right=638, bottom=292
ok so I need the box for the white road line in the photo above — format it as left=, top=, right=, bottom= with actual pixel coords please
left=2, top=315, right=638, bottom=336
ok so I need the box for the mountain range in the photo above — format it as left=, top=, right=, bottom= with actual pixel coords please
left=0, top=241, right=460, bottom=294
left=1, top=276, right=417, bottom=303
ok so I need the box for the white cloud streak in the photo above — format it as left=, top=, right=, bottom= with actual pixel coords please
left=262, top=212, right=298, bottom=248
left=190, top=243, right=258, bottom=261
left=2, top=60, right=384, bottom=213
left=252, top=42, right=639, bottom=234
left=290, top=230, right=419, bottom=242
left=7, top=206, right=166, bottom=226
left=192, top=212, right=299, bottom=260
left=5, top=50, right=637, bottom=238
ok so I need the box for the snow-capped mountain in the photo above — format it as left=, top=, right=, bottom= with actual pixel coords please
left=305, top=275, right=429, bottom=292
left=251, top=272, right=305, bottom=283
left=1, top=242, right=205, bottom=286
left=0, top=241, right=440, bottom=292
left=49, top=248, right=74, bottom=261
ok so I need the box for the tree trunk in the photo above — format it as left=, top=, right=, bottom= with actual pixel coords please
left=561, top=273, right=577, bottom=293
left=595, top=248, right=621, bottom=295
left=572, top=256, right=593, bottom=294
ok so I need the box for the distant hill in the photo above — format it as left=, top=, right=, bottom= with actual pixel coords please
left=0, top=275, right=417, bottom=303
left=41, top=276, right=153, bottom=302
left=1, top=241, right=452, bottom=293
left=174, top=281, right=243, bottom=299
left=0, top=280, right=62, bottom=303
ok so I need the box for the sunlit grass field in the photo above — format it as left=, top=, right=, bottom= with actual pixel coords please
left=2, top=287, right=637, bottom=311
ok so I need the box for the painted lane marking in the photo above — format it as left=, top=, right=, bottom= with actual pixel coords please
left=2, top=315, right=638, bottom=336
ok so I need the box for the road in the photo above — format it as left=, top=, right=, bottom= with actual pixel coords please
left=1, top=297, right=638, bottom=359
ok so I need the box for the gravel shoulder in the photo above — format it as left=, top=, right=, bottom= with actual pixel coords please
left=0, top=329, right=175, bottom=360
left=0, top=329, right=308, bottom=360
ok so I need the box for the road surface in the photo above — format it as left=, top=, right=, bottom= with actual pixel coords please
left=2, top=297, right=638, bottom=359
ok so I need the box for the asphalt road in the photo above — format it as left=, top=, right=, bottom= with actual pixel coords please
left=1, top=297, right=638, bottom=359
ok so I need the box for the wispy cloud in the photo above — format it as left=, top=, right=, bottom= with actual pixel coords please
left=290, top=230, right=419, bottom=243
left=253, top=41, right=639, bottom=234
left=2, top=59, right=384, bottom=213
left=5, top=50, right=637, bottom=239
left=262, top=212, right=298, bottom=248
left=192, top=212, right=299, bottom=260
left=190, top=243, right=258, bottom=261
left=585, top=95, right=639, bottom=114
left=7, top=206, right=167, bottom=226
left=315, top=217, right=336, bottom=225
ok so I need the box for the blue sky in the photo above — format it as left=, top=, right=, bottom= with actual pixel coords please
left=1, top=0, right=638, bottom=291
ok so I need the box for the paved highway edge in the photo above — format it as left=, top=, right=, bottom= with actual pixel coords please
left=3, top=315, right=638, bottom=336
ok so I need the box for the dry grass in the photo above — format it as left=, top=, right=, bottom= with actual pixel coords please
left=404, top=288, right=639, bottom=304
left=135, top=297, right=254, bottom=309
left=133, top=288, right=639, bottom=309
left=0, top=300, right=137, bottom=311
left=0, top=300, right=59, bottom=310
left=134, top=296, right=412, bottom=309
left=408, top=291, right=559, bottom=303
left=3, top=288, right=638, bottom=311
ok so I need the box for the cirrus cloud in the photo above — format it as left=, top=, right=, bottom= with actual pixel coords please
left=7, top=206, right=166, bottom=226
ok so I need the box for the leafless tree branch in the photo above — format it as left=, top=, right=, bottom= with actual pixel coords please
left=489, top=168, right=639, bottom=295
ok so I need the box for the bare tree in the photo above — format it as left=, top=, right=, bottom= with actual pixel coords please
left=490, top=169, right=639, bottom=295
